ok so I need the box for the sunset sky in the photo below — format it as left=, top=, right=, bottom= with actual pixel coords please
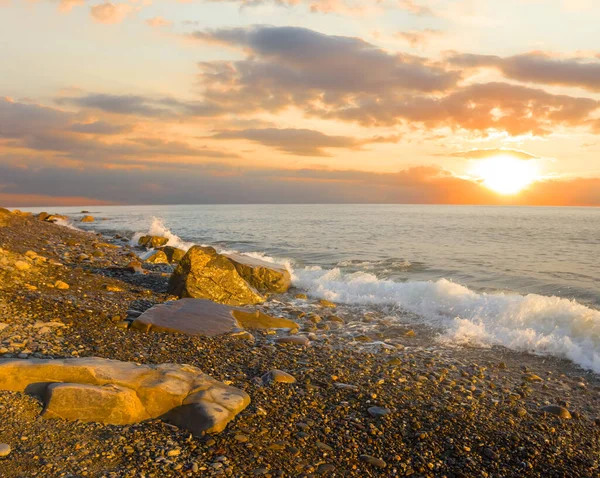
left=1, top=0, right=599, bottom=205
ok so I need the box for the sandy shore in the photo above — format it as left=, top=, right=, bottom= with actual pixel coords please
left=0, top=208, right=599, bottom=477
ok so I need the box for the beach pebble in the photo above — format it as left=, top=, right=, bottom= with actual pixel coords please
left=0, top=444, right=11, bottom=457
left=274, top=336, right=309, bottom=346
left=54, top=280, right=70, bottom=290
left=14, top=261, right=31, bottom=271
left=359, top=454, right=387, bottom=468
left=367, top=406, right=391, bottom=418
left=541, top=405, right=572, bottom=419
left=318, top=299, right=336, bottom=308
left=262, top=370, right=296, bottom=384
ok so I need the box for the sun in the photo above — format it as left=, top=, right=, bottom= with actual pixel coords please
left=471, top=155, right=540, bottom=195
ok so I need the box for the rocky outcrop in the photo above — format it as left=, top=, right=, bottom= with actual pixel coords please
left=138, top=236, right=168, bottom=248
left=168, top=246, right=264, bottom=305
left=0, top=357, right=250, bottom=435
left=158, top=246, right=186, bottom=263
left=81, top=215, right=95, bottom=223
left=226, top=253, right=291, bottom=294
left=131, top=298, right=298, bottom=337
left=145, top=250, right=169, bottom=264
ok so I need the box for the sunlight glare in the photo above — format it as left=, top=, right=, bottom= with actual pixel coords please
left=472, top=155, right=540, bottom=195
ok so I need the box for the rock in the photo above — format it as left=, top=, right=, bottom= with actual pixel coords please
left=262, top=370, right=296, bottom=384
left=45, top=214, right=67, bottom=223
left=367, top=406, right=391, bottom=418
left=131, top=299, right=298, bottom=337
left=226, top=253, right=291, bottom=293
left=126, top=260, right=144, bottom=273
left=37, top=212, right=50, bottom=221
left=326, top=315, right=345, bottom=324
left=168, top=246, right=264, bottom=305
left=158, top=246, right=186, bottom=263
left=541, top=405, right=572, bottom=419
left=138, top=235, right=169, bottom=248
left=54, top=280, right=70, bottom=290
left=274, top=335, right=310, bottom=346
left=14, top=260, right=31, bottom=271
left=104, top=284, right=124, bottom=292
left=80, top=215, right=95, bottom=223
left=318, top=299, right=336, bottom=308
left=0, top=443, right=10, bottom=457
left=317, top=464, right=335, bottom=475
left=145, top=250, right=169, bottom=264
left=295, top=293, right=308, bottom=300
left=359, top=455, right=387, bottom=468
left=0, top=357, right=250, bottom=435
left=44, top=383, right=150, bottom=424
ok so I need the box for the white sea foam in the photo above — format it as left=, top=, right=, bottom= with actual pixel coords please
left=54, top=218, right=82, bottom=231
left=292, top=267, right=600, bottom=373
left=130, top=217, right=194, bottom=251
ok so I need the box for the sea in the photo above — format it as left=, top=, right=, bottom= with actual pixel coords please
left=29, top=204, right=600, bottom=373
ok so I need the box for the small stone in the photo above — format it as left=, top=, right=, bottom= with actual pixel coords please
left=317, top=463, right=335, bottom=475
left=295, top=293, right=308, bottom=300
left=262, top=370, right=296, bottom=384
left=367, top=406, right=391, bottom=418
left=318, top=299, right=336, bottom=308
left=234, top=434, right=249, bottom=443
left=541, top=405, right=572, bottom=419
left=166, top=448, right=181, bottom=457
left=359, top=455, right=386, bottom=468
left=405, top=330, right=416, bottom=337
left=14, top=261, right=31, bottom=271
left=0, top=444, right=10, bottom=457
left=54, top=280, right=70, bottom=290
left=274, top=336, right=309, bottom=346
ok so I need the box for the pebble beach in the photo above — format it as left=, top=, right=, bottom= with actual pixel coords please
left=1, top=207, right=599, bottom=477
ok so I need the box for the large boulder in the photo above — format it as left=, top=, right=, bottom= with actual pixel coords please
left=226, top=253, right=291, bottom=294
left=0, top=357, right=250, bottom=435
left=168, top=246, right=264, bottom=306
left=81, top=215, right=95, bottom=223
left=138, top=235, right=168, bottom=248
left=131, top=298, right=298, bottom=336
left=158, top=246, right=186, bottom=263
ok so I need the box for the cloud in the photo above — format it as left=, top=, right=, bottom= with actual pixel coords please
left=396, top=29, right=444, bottom=48
left=0, top=98, right=235, bottom=165
left=90, top=2, right=134, bottom=24
left=1, top=161, right=599, bottom=206
left=202, top=0, right=434, bottom=16
left=57, top=93, right=218, bottom=118
left=211, top=128, right=362, bottom=156
left=70, top=120, right=131, bottom=135
left=443, top=148, right=541, bottom=160
left=192, top=25, right=460, bottom=93
left=146, top=16, right=172, bottom=28
left=448, top=52, right=600, bottom=92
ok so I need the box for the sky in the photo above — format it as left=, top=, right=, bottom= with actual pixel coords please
left=0, top=0, right=599, bottom=206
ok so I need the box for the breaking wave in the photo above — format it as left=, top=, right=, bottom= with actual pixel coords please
left=293, top=266, right=600, bottom=373
left=130, top=217, right=194, bottom=251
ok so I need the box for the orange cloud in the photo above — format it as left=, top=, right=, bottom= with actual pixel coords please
left=90, top=2, right=134, bottom=24
left=146, top=16, right=172, bottom=28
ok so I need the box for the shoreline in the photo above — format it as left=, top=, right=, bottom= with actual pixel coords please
left=1, top=208, right=599, bottom=477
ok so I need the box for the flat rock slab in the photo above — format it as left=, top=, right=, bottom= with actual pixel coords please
left=0, top=357, right=250, bottom=435
left=131, top=298, right=298, bottom=337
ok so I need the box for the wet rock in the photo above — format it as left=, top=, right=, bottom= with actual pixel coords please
left=145, top=250, right=169, bottom=264
left=295, top=293, right=308, bottom=300
left=158, top=246, right=186, bottom=263
left=226, top=252, right=291, bottom=293
left=14, top=260, right=31, bottom=271
left=318, top=299, right=336, bottom=308
left=168, top=246, right=264, bottom=305
left=138, top=236, right=169, bottom=248
left=80, top=216, right=95, bottom=223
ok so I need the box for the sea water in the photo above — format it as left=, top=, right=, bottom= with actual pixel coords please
left=40, top=204, right=600, bottom=372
